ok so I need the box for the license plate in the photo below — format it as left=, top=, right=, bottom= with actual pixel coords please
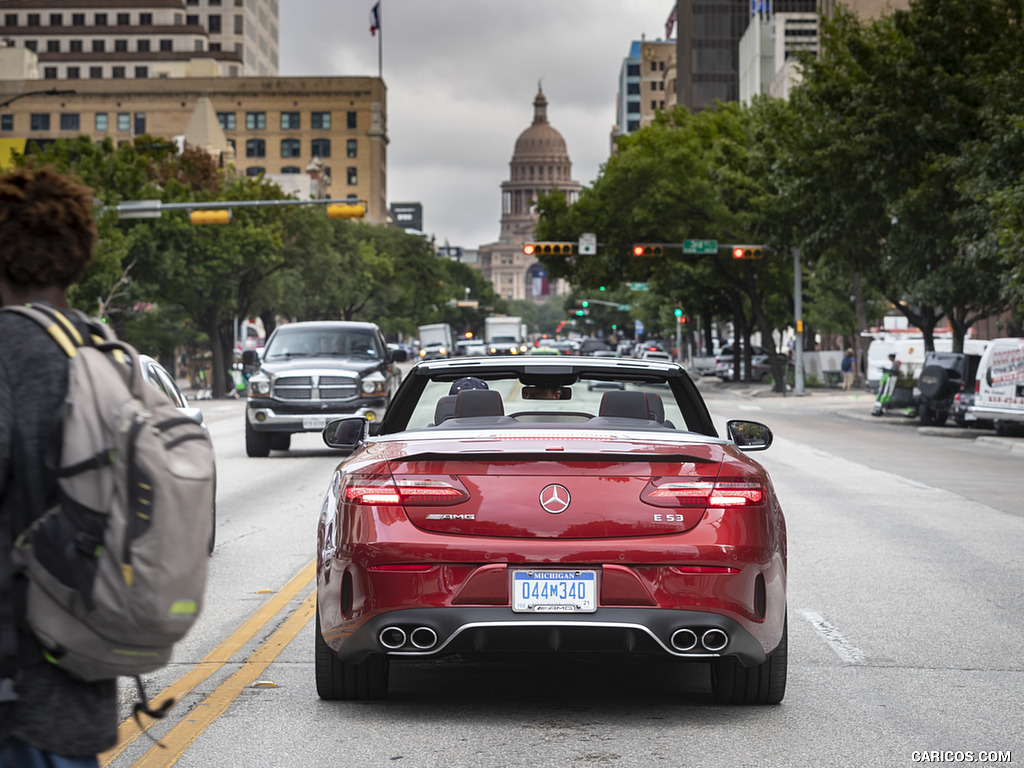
left=302, top=415, right=327, bottom=429
left=512, top=570, right=597, bottom=613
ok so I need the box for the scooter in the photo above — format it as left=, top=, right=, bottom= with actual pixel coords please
left=871, top=365, right=898, bottom=417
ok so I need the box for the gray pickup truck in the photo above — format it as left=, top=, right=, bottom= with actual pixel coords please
left=242, top=321, right=406, bottom=457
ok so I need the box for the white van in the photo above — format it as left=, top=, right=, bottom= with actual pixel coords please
left=968, top=338, right=1024, bottom=434
left=864, top=336, right=988, bottom=390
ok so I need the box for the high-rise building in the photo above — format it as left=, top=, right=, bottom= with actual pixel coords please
left=477, top=88, right=580, bottom=302
left=613, top=37, right=675, bottom=142
left=0, top=0, right=278, bottom=79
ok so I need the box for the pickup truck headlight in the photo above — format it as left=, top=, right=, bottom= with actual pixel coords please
left=250, top=377, right=271, bottom=395
left=361, top=374, right=386, bottom=396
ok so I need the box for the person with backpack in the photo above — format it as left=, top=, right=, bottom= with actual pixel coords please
left=0, top=166, right=117, bottom=765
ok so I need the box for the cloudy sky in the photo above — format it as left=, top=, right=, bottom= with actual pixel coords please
left=279, top=1, right=676, bottom=251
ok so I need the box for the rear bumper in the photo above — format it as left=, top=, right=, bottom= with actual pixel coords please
left=966, top=404, right=1024, bottom=424
left=321, top=605, right=770, bottom=668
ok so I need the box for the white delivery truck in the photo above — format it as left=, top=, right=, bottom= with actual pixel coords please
left=485, top=316, right=527, bottom=355
left=417, top=323, right=453, bottom=360
left=968, top=337, right=1024, bottom=435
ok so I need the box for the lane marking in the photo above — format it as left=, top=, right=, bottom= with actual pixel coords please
left=135, top=590, right=317, bottom=767
left=798, top=609, right=866, bottom=664
left=99, top=559, right=316, bottom=766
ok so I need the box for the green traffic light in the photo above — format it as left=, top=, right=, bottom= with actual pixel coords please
left=599, top=286, right=606, bottom=291
left=674, top=308, right=683, bottom=317
left=581, top=300, right=589, bottom=308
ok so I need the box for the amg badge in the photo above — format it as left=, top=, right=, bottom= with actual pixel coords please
left=425, top=513, right=476, bottom=520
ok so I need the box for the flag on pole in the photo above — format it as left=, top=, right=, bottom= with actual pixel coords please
left=369, top=2, right=380, bottom=36
left=665, top=4, right=677, bottom=39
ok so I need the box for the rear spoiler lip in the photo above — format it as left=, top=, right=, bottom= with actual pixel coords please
left=386, top=451, right=718, bottom=465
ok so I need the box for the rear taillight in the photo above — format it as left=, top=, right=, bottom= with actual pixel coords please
left=343, top=474, right=470, bottom=506
left=640, top=479, right=764, bottom=508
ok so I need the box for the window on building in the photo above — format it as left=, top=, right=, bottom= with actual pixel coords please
left=246, top=167, right=265, bottom=177
left=186, top=15, right=199, bottom=26
left=627, top=102, right=640, bottom=113
left=245, top=112, right=266, bottom=130
left=137, top=39, right=150, bottom=52
left=280, top=112, right=300, bottom=130
left=95, top=113, right=108, bottom=131
left=27, top=14, right=40, bottom=26
left=73, top=13, right=85, bottom=25
left=281, top=138, right=301, bottom=158
left=46, top=40, right=60, bottom=53
left=217, top=112, right=236, bottom=130
left=60, top=114, right=80, bottom=131
left=30, top=114, right=50, bottom=131
left=194, top=39, right=204, bottom=52
left=347, top=167, right=357, bottom=185
left=89, top=66, right=103, bottom=79
left=346, top=139, right=357, bottom=158
left=229, top=65, right=239, bottom=76
left=114, top=39, right=128, bottom=52
left=1, top=115, right=13, bottom=132
left=24, top=41, right=37, bottom=53
left=112, top=66, right=125, bottom=79
left=117, top=13, right=130, bottom=25
left=208, top=15, right=221, bottom=33
left=312, top=112, right=331, bottom=130
left=140, top=13, right=152, bottom=25
left=134, top=113, right=146, bottom=134
left=651, top=100, right=657, bottom=110
left=69, top=40, right=82, bottom=52
left=347, top=111, right=357, bottom=129
left=627, top=120, right=640, bottom=132
left=209, top=43, right=221, bottom=51
left=92, top=40, right=105, bottom=52
left=49, top=14, right=63, bottom=26
left=311, top=138, right=331, bottom=158
left=160, top=39, right=172, bottom=51
left=234, top=14, right=244, bottom=34
left=117, top=113, right=130, bottom=131
left=627, top=64, right=640, bottom=77
left=210, top=0, right=222, bottom=5
left=94, top=13, right=107, bottom=25
left=186, top=0, right=199, bottom=5
left=627, top=82, right=640, bottom=95
left=135, top=67, right=148, bottom=79
left=281, top=166, right=300, bottom=174
left=43, top=67, right=57, bottom=80
left=246, top=139, right=266, bottom=158
left=3, top=15, right=16, bottom=27
left=67, top=67, right=80, bottom=79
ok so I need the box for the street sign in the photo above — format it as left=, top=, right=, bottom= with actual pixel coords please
left=683, top=239, right=717, bottom=254
left=627, top=282, right=649, bottom=291
left=578, top=232, right=597, bottom=255
left=617, top=304, right=632, bottom=311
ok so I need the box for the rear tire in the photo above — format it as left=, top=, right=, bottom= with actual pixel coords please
left=919, top=403, right=936, bottom=426
left=245, top=420, right=271, bottom=458
left=711, top=616, right=787, bottom=705
left=269, top=433, right=292, bottom=451
left=315, top=609, right=389, bottom=700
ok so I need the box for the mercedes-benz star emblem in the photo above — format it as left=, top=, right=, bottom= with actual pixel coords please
left=539, top=484, right=571, bottom=514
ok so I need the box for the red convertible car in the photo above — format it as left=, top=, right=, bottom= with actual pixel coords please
left=315, top=356, right=787, bottom=704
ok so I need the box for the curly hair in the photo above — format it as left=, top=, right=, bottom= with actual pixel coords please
left=0, top=165, right=96, bottom=288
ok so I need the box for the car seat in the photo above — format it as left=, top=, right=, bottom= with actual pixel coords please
left=454, top=389, right=505, bottom=418
left=598, top=390, right=650, bottom=420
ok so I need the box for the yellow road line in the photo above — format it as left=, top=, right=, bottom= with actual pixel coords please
left=99, top=560, right=315, bottom=766
left=135, top=590, right=317, bottom=767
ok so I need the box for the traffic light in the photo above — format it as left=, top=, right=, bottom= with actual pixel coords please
left=190, top=209, right=232, bottom=225
left=523, top=242, right=575, bottom=256
left=599, top=285, right=606, bottom=291
left=632, top=244, right=664, bottom=257
left=581, top=300, right=589, bottom=308
left=674, top=308, right=683, bottom=318
left=327, top=203, right=366, bottom=218
left=732, top=245, right=764, bottom=259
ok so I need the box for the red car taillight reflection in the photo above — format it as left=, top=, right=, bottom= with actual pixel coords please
left=640, top=479, right=764, bottom=507
left=343, top=474, right=470, bottom=506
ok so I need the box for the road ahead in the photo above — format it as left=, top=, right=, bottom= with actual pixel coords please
left=103, top=388, right=1023, bottom=768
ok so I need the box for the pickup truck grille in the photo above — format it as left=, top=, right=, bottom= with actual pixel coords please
left=274, top=375, right=357, bottom=401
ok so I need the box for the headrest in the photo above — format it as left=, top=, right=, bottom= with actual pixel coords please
left=643, top=392, right=665, bottom=422
left=598, top=390, right=649, bottom=420
left=454, top=388, right=505, bottom=418
left=433, top=395, right=458, bottom=425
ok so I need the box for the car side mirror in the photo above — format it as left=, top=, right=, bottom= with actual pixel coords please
left=726, top=419, right=773, bottom=451
left=322, top=417, right=368, bottom=450
left=241, top=349, right=260, bottom=371
left=390, top=347, right=408, bottom=363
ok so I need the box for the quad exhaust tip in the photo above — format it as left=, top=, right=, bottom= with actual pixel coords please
left=670, top=628, right=699, bottom=652
left=669, top=627, right=729, bottom=653
left=379, top=626, right=407, bottom=650
left=379, top=625, right=439, bottom=651
left=701, top=628, right=729, bottom=652
left=410, top=626, right=438, bottom=650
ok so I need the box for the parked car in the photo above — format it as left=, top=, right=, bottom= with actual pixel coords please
left=914, top=349, right=986, bottom=426
left=242, top=321, right=407, bottom=457
left=715, top=345, right=785, bottom=382
left=139, top=354, right=216, bottom=554
left=313, top=356, right=787, bottom=705
left=967, top=337, right=1024, bottom=435
left=577, top=338, right=612, bottom=356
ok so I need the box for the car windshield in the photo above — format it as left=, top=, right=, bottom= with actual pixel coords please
left=264, top=329, right=379, bottom=359
left=393, top=366, right=709, bottom=434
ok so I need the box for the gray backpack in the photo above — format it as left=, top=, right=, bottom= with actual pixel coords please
left=4, top=304, right=214, bottom=683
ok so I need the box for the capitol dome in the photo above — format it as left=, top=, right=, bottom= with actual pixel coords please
left=513, top=89, right=568, bottom=160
